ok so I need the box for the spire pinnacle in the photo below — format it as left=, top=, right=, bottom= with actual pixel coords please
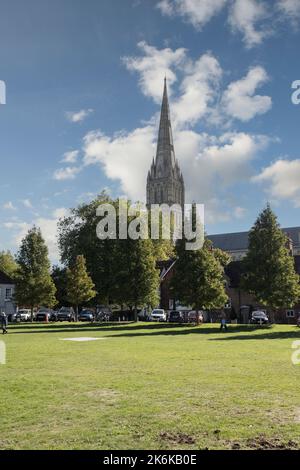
left=154, top=78, right=175, bottom=177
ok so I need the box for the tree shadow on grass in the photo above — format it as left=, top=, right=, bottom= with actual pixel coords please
left=8, top=322, right=195, bottom=335
left=209, top=329, right=300, bottom=341
left=7, top=323, right=300, bottom=340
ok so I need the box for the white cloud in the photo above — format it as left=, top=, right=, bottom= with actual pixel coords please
left=172, top=53, right=223, bottom=127
left=3, top=207, right=70, bottom=262
left=21, top=199, right=33, bottom=209
left=157, top=0, right=228, bottom=30
left=83, top=126, right=155, bottom=202
left=53, top=166, right=81, bottom=181
left=123, top=41, right=186, bottom=102
left=222, top=66, right=272, bottom=121
left=228, top=0, right=269, bottom=48
left=253, top=159, right=300, bottom=207
left=3, top=201, right=16, bottom=211
left=66, top=109, right=94, bottom=123
left=277, top=0, right=300, bottom=25
left=61, top=150, right=79, bottom=163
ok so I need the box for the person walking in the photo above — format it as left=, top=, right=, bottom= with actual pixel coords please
left=1, top=311, right=8, bottom=334
left=220, top=314, right=228, bottom=331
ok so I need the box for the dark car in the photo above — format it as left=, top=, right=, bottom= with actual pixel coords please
left=96, top=305, right=112, bottom=322
left=251, top=310, right=269, bottom=324
left=169, top=311, right=185, bottom=323
left=36, top=309, right=54, bottom=322
left=57, top=307, right=75, bottom=322
left=78, top=310, right=94, bottom=322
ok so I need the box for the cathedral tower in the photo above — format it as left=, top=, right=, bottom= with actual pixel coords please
left=146, top=79, right=185, bottom=208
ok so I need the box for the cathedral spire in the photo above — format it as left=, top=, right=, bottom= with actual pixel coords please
left=146, top=79, right=185, bottom=208
left=155, top=78, right=176, bottom=177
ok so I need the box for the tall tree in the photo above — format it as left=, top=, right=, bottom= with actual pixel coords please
left=0, top=250, right=18, bottom=278
left=113, top=237, right=159, bottom=319
left=242, top=204, right=300, bottom=318
left=58, top=192, right=118, bottom=305
left=51, top=265, right=69, bottom=308
left=171, top=238, right=229, bottom=314
left=58, top=192, right=170, bottom=307
left=15, top=227, right=56, bottom=320
left=66, top=255, right=96, bottom=320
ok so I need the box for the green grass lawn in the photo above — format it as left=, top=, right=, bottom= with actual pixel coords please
left=1, top=322, right=300, bottom=450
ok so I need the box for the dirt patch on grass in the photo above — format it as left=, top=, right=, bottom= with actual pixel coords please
left=231, top=435, right=299, bottom=450
left=294, top=408, right=300, bottom=423
left=159, top=431, right=196, bottom=445
left=85, top=389, right=121, bottom=402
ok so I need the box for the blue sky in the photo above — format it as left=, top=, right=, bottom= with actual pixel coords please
left=0, top=0, right=300, bottom=261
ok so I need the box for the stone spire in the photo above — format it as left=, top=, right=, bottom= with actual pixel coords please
left=146, top=79, right=185, bottom=208
left=155, top=77, right=176, bottom=177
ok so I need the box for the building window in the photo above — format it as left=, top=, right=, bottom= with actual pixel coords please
left=5, top=288, right=12, bottom=300
left=286, top=310, right=295, bottom=318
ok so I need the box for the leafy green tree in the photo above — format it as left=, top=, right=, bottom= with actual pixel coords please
left=66, top=255, right=96, bottom=320
left=171, top=238, right=228, bottom=315
left=58, top=192, right=169, bottom=308
left=0, top=250, right=18, bottom=278
left=242, top=204, right=300, bottom=318
left=15, top=227, right=56, bottom=320
left=58, top=192, right=118, bottom=305
left=113, top=237, right=159, bottom=319
left=51, top=265, right=69, bottom=308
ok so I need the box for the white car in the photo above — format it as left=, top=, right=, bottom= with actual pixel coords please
left=150, top=309, right=166, bottom=322
left=16, top=309, right=31, bottom=322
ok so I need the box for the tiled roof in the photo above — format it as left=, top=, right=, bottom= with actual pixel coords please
left=208, top=227, right=300, bottom=252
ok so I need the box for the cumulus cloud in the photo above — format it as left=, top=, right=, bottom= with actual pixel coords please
left=61, top=150, right=79, bottom=163
left=3, top=201, right=16, bottom=211
left=277, top=0, right=300, bottom=25
left=66, top=109, right=94, bottom=123
left=228, top=0, right=269, bottom=48
left=3, top=208, right=69, bottom=262
left=53, top=166, right=81, bottom=181
left=21, top=199, right=33, bottom=209
left=157, top=0, right=228, bottom=30
left=253, top=159, right=300, bottom=207
left=221, top=66, right=272, bottom=121
left=172, top=53, right=223, bottom=127
left=83, top=126, right=155, bottom=202
left=123, top=41, right=186, bottom=102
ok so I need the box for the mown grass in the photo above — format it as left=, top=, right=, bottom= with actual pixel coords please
left=1, top=322, right=300, bottom=450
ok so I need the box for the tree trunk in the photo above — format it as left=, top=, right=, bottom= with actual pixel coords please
left=76, top=305, right=79, bottom=322
left=134, top=304, right=138, bottom=322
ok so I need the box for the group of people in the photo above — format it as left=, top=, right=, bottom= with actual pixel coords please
left=0, top=312, right=8, bottom=334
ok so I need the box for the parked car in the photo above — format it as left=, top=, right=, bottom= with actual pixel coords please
left=57, top=307, right=75, bottom=322
left=36, top=308, right=54, bottom=322
left=188, top=310, right=204, bottom=324
left=251, top=310, right=269, bottom=324
left=150, top=309, right=166, bottom=322
left=15, top=309, right=31, bottom=322
left=96, top=305, right=112, bottom=321
left=78, top=310, right=94, bottom=322
left=169, top=311, right=185, bottom=323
